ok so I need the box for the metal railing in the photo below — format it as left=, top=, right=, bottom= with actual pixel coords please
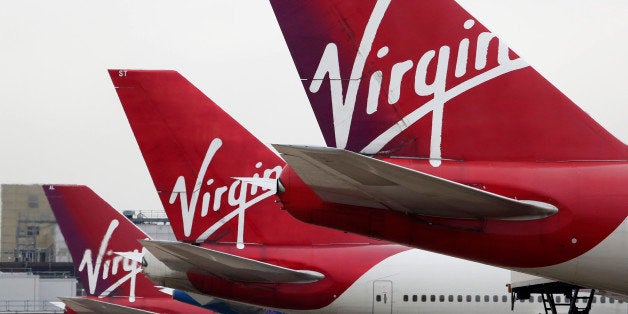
left=35, top=271, right=74, bottom=279
left=0, top=300, right=62, bottom=313
left=0, top=268, right=32, bottom=274
left=0, top=248, right=56, bottom=263
left=124, top=210, right=170, bottom=224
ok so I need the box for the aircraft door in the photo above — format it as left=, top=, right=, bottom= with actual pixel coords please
left=373, top=280, right=393, bottom=314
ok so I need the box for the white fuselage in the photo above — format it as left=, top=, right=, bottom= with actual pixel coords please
left=512, top=217, right=628, bottom=298
left=143, top=234, right=628, bottom=313
left=309, top=249, right=628, bottom=314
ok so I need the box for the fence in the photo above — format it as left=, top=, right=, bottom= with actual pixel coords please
left=0, top=300, right=62, bottom=313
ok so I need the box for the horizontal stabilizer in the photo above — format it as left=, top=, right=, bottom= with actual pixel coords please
left=140, top=240, right=324, bottom=283
left=274, top=145, right=557, bottom=221
left=58, top=297, right=157, bottom=314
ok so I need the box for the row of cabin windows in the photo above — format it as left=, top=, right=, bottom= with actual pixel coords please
left=401, top=294, right=508, bottom=303
left=400, top=294, right=623, bottom=304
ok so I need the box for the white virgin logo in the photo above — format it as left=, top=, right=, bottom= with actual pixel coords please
left=310, top=0, right=529, bottom=166
left=169, top=138, right=282, bottom=249
left=78, top=219, right=143, bottom=302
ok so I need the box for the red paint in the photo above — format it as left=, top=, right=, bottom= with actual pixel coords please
left=109, top=69, right=410, bottom=310
left=109, top=69, right=381, bottom=247
left=64, top=296, right=211, bottom=314
left=44, top=185, right=215, bottom=313
left=189, top=244, right=406, bottom=310
left=271, top=0, right=626, bottom=161
left=44, top=185, right=163, bottom=299
left=270, top=0, right=628, bottom=271
left=279, top=160, right=628, bottom=268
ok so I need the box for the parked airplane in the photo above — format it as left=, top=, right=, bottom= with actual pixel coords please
left=43, top=184, right=219, bottom=313
left=269, top=0, right=628, bottom=304
left=109, top=69, right=627, bottom=313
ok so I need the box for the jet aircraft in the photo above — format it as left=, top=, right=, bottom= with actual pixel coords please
left=269, top=0, right=628, bottom=303
left=43, top=184, right=219, bottom=313
left=109, top=69, right=626, bottom=313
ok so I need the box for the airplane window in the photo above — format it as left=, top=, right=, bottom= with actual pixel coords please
left=484, top=295, right=489, bottom=302
left=421, top=295, right=426, bottom=302
left=529, top=296, right=534, bottom=303
left=457, top=295, right=462, bottom=302
left=467, top=295, right=472, bottom=302
left=412, top=295, right=417, bottom=302
left=609, top=298, right=615, bottom=304
left=475, top=295, right=480, bottom=302
left=502, top=295, right=507, bottom=302
left=448, top=295, right=453, bottom=302
left=556, top=296, right=561, bottom=303
left=403, top=295, right=408, bottom=302
left=493, top=295, right=498, bottom=302
left=600, top=296, right=606, bottom=304
left=376, top=295, right=381, bottom=302
left=430, top=295, right=435, bottom=302
left=439, top=295, right=445, bottom=302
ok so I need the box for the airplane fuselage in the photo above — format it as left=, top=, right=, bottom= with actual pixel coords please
left=144, top=245, right=628, bottom=313
left=278, top=159, right=628, bottom=297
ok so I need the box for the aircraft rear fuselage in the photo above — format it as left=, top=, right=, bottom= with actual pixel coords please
left=278, top=159, right=628, bottom=295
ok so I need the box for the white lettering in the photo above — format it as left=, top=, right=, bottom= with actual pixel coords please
left=309, top=0, right=528, bottom=165
left=169, top=138, right=283, bottom=248
left=309, top=0, right=392, bottom=148
left=78, top=220, right=143, bottom=302
left=388, top=60, right=413, bottom=104
left=367, top=71, right=383, bottom=114
left=169, top=138, right=222, bottom=237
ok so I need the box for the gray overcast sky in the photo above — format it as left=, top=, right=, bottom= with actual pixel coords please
left=0, top=1, right=626, bottom=212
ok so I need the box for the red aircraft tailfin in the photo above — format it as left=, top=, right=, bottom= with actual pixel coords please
left=270, top=0, right=627, bottom=166
left=43, top=184, right=162, bottom=301
left=109, top=69, right=371, bottom=247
